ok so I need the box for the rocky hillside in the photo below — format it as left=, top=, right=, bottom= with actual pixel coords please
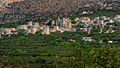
left=0, top=0, right=120, bottom=24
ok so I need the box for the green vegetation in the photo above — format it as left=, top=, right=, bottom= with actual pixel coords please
left=65, top=46, right=120, bottom=68
left=0, top=29, right=120, bottom=67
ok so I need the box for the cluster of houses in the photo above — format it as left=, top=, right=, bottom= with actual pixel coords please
left=0, top=17, right=76, bottom=38
left=80, top=15, right=120, bottom=43
left=0, top=15, right=120, bottom=39
left=0, top=27, right=18, bottom=37
left=114, top=15, right=120, bottom=22
left=75, top=15, right=120, bottom=34
left=82, top=37, right=114, bottom=44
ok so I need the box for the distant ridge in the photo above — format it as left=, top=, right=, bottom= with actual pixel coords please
left=0, top=0, right=120, bottom=24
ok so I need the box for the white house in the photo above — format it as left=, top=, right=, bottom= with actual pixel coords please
left=82, top=37, right=93, bottom=41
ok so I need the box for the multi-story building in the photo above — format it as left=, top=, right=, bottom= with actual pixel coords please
left=62, top=18, right=66, bottom=28
left=56, top=17, right=61, bottom=26
left=114, top=15, right=120, bottom=22
left=34, top=22, right=39, bottom=27
left=62, top=18, right=72, bottom=29
left=1, top=28, right=17, bottom=35
left=27, top=21, right=33, bottom=26
left=109, top=20, right=114, bottom=23
left=80, top=17, right=91, bottom=23
left=42, top=26, right=50, bottom=35
left=56, top=17, right=72, bottom=29
left=17, top=25, right=28, bottom=30
left=74, top=17, right=80, bottom=22
left=31, top=27, right=38, bottom=34
left=46, top=26, right=50, bottom=35
left=99, top=20, right=104, bottom=33
left=51, top=20, right=55, bottom=28
left=25, top=27, right=38, bottom=34
left=54, top=26, right=59, bottom=31
left=101, top=16, right=107, bottom=20
left=48, top=20, right=54, bottom=28
left=68, top=19, right=72, bottom=29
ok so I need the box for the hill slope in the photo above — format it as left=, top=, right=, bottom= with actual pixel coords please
left=0, top=0, right=120, bottom=24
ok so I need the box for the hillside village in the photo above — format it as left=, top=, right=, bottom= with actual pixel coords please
left=0, top=1, right=120, bottom=67
left=0, top=15, right=120, bottom=43
left=0, top=13, right=120, bottom=68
